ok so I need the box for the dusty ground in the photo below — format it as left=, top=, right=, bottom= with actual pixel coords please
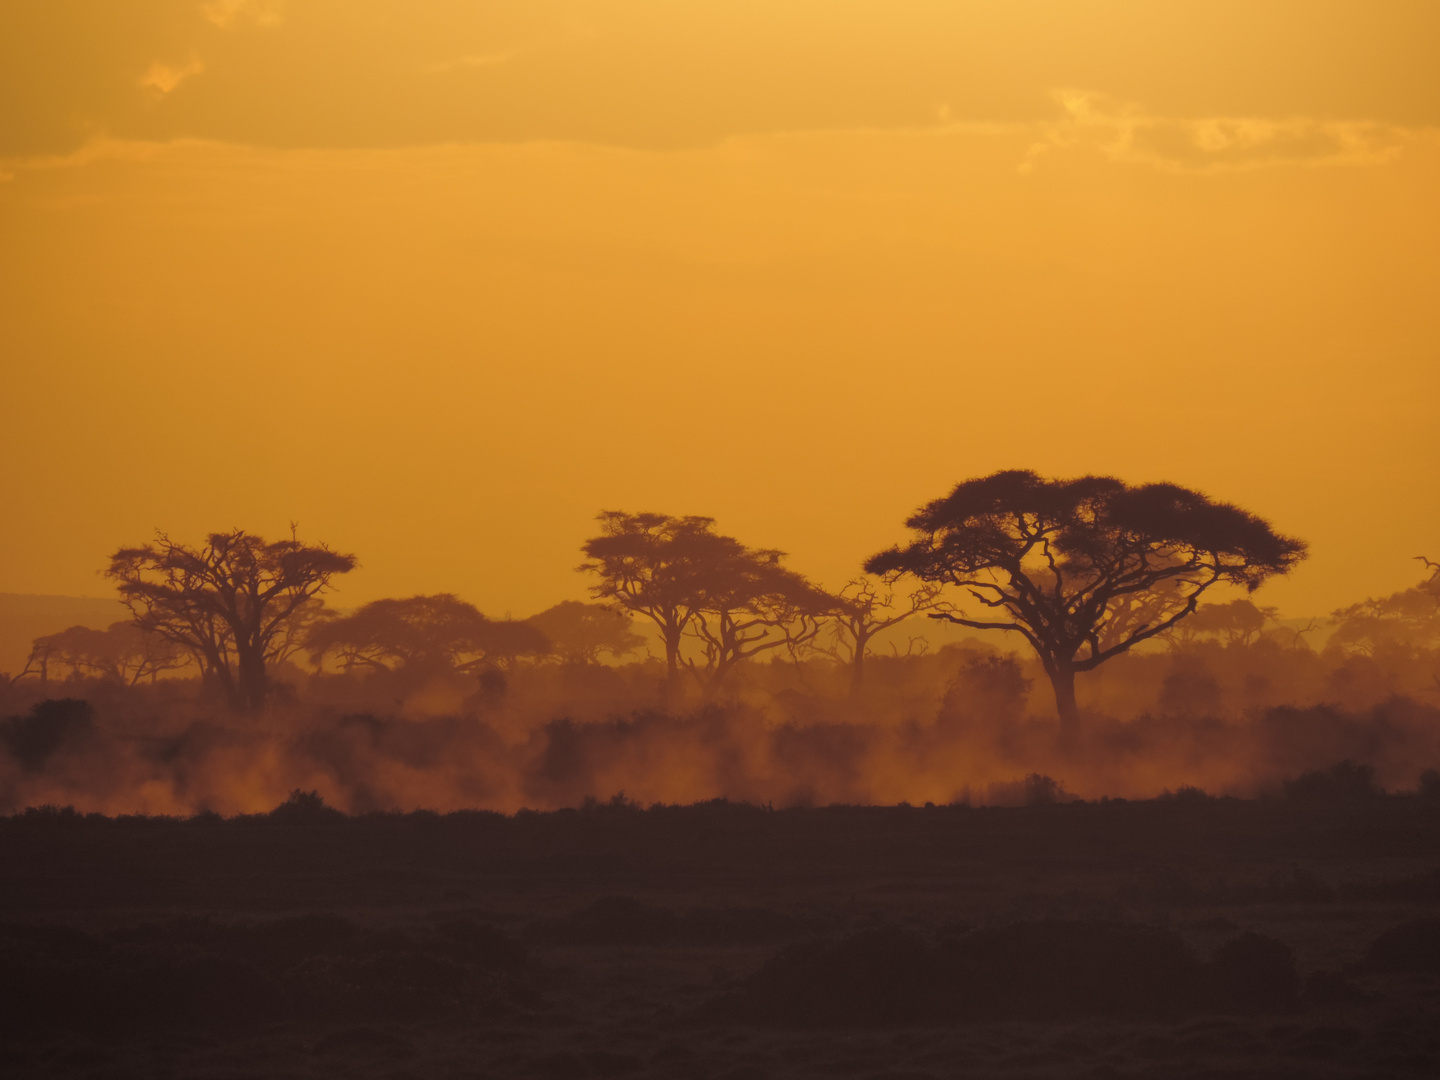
left=2, top=796, right=1439, bottom=1078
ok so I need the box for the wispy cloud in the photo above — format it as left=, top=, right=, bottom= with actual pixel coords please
left=200, top=0, right=285, bottom=31
left=1024, top=91, right=1412, bottom=174
left=139, top=57, right=205, bottom=95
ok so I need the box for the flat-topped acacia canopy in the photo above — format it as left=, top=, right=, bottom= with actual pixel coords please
left=865, top=470, right=1307, bottom=741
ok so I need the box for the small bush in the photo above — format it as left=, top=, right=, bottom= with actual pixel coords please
left=1283, top=760, right=1381, bottom=802
left=1024, top=774, right=1068, bottom=806
left=1158, top=785, right=1212, bottom=803
left=0, top=699, right=94, bottom=771
left=19, top=804, right=83, bottom=825
left=268, top=789, right=345, bottom=824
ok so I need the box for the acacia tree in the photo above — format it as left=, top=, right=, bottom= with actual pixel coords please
left=309, top=594, right=489, bottom=674
left=823, top=577, right=948, bottom=692
left=1328, top=556, right=1440, bottom=657
left=689, top=545, right=832, bottom=689
left=578, top=511, right=828, bottom=696
left=525, top=601, right=645, bottom=665
left=107, top=528, right=356, bottom=711
left=5, top=640, right=52, bottom=688
left=307, top=594, right=550, bottom=675
left=27, top=623, right=186, bottom=685
left=578, top=512, right=735, bottom=694
left=478, top=619, right=554, bottom=671
left=1167, top=598, right=1278, bottom=648
left=865, top=470, right=1306, bottom=742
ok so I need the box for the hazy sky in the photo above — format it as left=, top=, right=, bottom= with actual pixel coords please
left=2, top=1, right=1437, bottom=618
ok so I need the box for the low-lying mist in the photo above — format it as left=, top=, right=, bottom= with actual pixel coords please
left=3, top=633, right=1439, bottom=816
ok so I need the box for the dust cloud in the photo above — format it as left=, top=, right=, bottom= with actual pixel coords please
left=3, top=627, right=1438, bottom=817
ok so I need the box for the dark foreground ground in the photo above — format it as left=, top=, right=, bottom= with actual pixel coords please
left=3, top=794, right=1440, bottom=1079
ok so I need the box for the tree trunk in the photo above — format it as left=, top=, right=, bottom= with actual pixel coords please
left=706, top=613, right=739, bottom=697
left=201, top=663, right=235, bottom=706
left=842, top=620, right=872, bottom=695
left=662, top=626, right=682, bottom=708
left=1049, top=662, right=1080, bottom=748
left=235, top=645, right=268, bottom=713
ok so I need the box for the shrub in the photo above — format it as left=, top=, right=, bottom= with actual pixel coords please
left=267, top=789, right=345, bottom=824
left=1283, top=760, right=1381, bottom=802
left=0, top=699, right=94, bottom=771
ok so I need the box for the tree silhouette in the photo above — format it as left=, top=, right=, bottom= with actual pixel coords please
left=107, top=528, right=356, bottom=711
left=578, top=512, right=734, bottom=696
left=307, top=594, right=549, bottom=676
left=27, top=622, right=186, bottom=685
left=822, top=577, right=947, bottom=692
left=1167, top=598, right=1277, bottom=648
left=865, top=470, right=1306, bottom=741
left=525, top=601, right=645, bottom=665
left=688, top=543, right=831, bottom=689
left=478, top=618, right=553, bottom=672
left=5, top=640, right=52, bottom=688
left=579, top=511, right=828, bottom=697
left=1328, top=556, right=1440, bottom=657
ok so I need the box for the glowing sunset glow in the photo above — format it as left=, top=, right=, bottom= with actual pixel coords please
left=1, top=1, right=1436, bottom=619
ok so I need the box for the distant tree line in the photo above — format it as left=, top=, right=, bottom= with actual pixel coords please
left=13, top=469, right=1403, bottom=743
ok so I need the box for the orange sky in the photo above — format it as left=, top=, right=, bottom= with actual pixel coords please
left=1, top=1, right=1437, bottom=619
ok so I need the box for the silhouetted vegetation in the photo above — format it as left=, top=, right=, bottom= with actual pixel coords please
left=579, top=511, right=833, bottom=697
left=106, top=528, right=355, bottom=711
left=305, top=593, right=550, bottom=703
left=820, top=577, right=947, bottom=691
left=25, top=622, right=184, bottom=686
left=865, top=470, right=1307, bottom=741
left=267, top=788, right=346, bottom=824
left=1283, top=760, right=1382, bottom=802
left=0, top=698, right=93, bottom=772
left=0, top=480, right=1434, bottom=818
left=524, top=600, right=645, bottom=665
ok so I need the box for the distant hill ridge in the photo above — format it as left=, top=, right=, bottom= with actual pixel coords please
left=0, top=593, right=129, bottom=677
